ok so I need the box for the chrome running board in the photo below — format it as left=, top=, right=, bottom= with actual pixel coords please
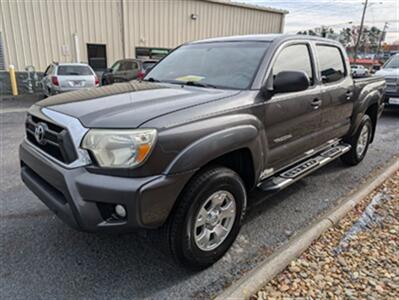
left=258, top=144, right=351, bottom=192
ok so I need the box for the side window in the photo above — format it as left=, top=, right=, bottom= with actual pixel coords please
left=119, top=61, right=129, bottom=71
left=316, top=45, right=346, bottom=83
left=131, top=62, right=139, bottom=71
left=121, top=61, right=138, bottom=71
left=111, top=61, right=121, bottom=72
left=273, top=44, right=314, bottom=84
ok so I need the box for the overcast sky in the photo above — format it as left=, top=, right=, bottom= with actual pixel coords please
left=238, top=0, right=398, bottom=43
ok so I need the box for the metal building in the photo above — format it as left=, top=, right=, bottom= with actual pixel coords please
left=0, top=0, right=286, bottom=71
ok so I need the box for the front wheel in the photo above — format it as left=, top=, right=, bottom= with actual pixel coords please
left=341, top=115, right=372, bottom=166
left=164, top=166, right=247, bottom=269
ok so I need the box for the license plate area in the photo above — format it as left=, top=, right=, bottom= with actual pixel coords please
left=69, top=80, right=84, bottom=87
left=389, top=97, right=399, bottom=105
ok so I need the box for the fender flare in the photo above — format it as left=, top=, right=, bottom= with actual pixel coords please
left=349, top=88, right=382, bottom=139
left=164, top=124, right=263, bottom=177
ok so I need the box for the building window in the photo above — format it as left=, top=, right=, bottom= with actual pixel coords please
left=87, top=44, right=107, bottom=71
left=135, top=47, right=170, bottom=60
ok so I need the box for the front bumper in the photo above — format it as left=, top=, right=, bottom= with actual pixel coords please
left=20, top=141, right=192, bottom=233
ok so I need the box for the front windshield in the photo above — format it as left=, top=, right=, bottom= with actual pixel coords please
left=145, top=42, right=270, bottom=89
left=384, top=55, right=399, bottom=69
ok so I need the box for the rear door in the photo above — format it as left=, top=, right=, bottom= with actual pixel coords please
left=123, top=61, right=139, bottom=81
left=112, top=61, right=126, bottom=83
left=316, top=44, right=353, bottom=143
left=264, top=42, right=322, bottom=169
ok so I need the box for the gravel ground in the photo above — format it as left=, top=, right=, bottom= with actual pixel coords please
left=253, top=170, right=399, bottom=300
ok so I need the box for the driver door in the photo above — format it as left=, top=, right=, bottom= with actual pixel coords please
left=264, top=42, right=322, bottom=170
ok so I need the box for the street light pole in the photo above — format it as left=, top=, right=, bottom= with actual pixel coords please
left=353, top=0, right=369, bottom=62
left=374, top=22, right=389, bottom=62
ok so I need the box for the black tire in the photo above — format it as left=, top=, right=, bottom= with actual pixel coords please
left=164, top=166, right=247, bottom=270
left=341, top=114, right=372, bottom=166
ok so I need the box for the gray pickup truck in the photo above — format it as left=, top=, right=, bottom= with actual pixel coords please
left=20, top=35, right=385, bottom=269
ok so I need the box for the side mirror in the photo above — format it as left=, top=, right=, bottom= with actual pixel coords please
left=273, top=71, right=310, bottom=94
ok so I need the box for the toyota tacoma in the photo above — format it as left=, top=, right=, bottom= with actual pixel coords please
left=20, top=35, right=385, bottom=269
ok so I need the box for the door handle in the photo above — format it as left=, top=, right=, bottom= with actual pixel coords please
left=311, top=98, right=322, bottom=109
left=346, top=90, right=354, bottom=100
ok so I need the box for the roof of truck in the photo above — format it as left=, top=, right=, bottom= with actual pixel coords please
left=191, top=34, right=339, bottom=45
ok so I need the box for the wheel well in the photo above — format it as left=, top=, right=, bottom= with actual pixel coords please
left=365, top=103, right=378, bottom=143
left=206, top=148, right=255, bottom=191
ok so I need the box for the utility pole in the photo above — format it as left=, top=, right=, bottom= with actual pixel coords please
left=120, top=0, right=126, bottom=59
left=374, top=22, right=388, bottom=62
left=353, top=0, right=368, bottom=62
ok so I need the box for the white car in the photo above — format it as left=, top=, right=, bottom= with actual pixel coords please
left=351, top=64, right=369, bottom=77
left=42, top=63, right=99, bottom=97
left=376, top=54, right=399, bottom=106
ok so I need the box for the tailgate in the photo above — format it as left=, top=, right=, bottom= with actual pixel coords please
left=59, top=75, right=95, bottom=89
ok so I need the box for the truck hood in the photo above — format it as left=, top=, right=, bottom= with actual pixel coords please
left=36, top=81, right=240, bottom=128
left=375, top=68, right=399, bottom=77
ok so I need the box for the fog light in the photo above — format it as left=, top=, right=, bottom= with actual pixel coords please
left=115, top=204, right=127, bottom=219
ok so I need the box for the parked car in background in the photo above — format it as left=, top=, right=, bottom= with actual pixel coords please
left=351, top=64, right=369, bottom=77
left=376, top=54, right=399, bottom=107
left=42, top=63, right=99, bottom=97
left=101, top=59, right=157, bottom=85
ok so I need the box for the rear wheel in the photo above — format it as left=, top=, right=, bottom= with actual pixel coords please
left=164, top=166, right=246, bottom=269
left=341, top=115, right=372, bottom=166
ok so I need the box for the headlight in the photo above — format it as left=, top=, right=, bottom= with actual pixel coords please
left=81, top=129, right=157, bottom=168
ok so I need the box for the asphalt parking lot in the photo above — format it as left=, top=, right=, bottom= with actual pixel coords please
left=1, top=100, right=398, bottom=299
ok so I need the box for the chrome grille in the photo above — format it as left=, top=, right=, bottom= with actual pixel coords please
left=25, top=114, right=78, bottom=164
left=385, top=78, right=398, bottom=92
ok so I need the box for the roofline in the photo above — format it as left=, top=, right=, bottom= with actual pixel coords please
left=189, top=34, right=342, bottom=45
left=201, top=0, right=288, bottom=15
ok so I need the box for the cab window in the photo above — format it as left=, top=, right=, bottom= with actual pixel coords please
left=316, top=45, right=346, bottom=83
left=273, top=44, right=314, bottom=85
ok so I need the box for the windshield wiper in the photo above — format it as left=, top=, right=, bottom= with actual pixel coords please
left=183, top=81, right=218, bottom=89
left=145, top=77, right=161, bottom=82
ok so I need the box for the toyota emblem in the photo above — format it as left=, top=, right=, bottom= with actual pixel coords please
left=34, top=122, right=47, bottom=145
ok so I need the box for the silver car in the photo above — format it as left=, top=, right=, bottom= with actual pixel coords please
left=376, top=54, right=399, bottom=107
left=42, top=63, right=99, bottom=97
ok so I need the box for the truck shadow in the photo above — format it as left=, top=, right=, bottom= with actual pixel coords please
left=2, top=159, right=348, bottom=299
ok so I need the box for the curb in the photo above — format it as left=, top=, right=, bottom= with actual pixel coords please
left=216, top=157, right=399, bottom=300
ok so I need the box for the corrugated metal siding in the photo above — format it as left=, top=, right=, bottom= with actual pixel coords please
left=124, top=0, right=283, bottom=54
left=0, top=0, right=123, bottom=71
left=0, top=0, right=284, bottom=71
left=0, top=32, right=5, bottom=70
